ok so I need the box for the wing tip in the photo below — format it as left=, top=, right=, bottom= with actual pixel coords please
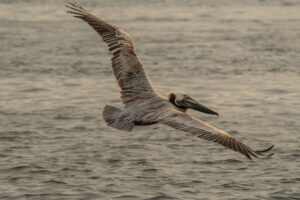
left=248, top=144, right=275, bottom=160
left=255, top=145, right=274, bottom=153
left=66, top=0, right=88, bottom=17
left=237, top=143, right=274, bottom=160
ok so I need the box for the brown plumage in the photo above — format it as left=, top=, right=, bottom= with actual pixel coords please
left=66, top=1, right=274, bottom=160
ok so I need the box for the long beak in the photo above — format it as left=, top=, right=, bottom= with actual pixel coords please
left=182, top=98, right=219, bottom=116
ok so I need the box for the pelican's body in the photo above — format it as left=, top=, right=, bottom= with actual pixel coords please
left=66, top=1, right=273, bottom=160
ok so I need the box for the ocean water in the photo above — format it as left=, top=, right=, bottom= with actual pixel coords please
left=0, top=0, right=299, bottom=199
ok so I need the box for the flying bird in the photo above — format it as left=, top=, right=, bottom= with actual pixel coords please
left=66, top=1, right=273, bottom=160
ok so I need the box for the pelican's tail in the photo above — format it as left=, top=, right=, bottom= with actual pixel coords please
left=102, top=105, right=134, bottom=132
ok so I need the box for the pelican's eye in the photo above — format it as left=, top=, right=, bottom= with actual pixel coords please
left=183, top=94, right=189, bottom=98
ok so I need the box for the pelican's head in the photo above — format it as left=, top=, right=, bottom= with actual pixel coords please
left=168, top=92, right=219, bottom=115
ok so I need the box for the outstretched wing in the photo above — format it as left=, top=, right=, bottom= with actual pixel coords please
left=66, top=1, right=158, bottom=106
left=159, top=110, right=273, bottom=160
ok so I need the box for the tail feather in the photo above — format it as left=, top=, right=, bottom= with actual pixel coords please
left=102, top=105, right=134, bottom=131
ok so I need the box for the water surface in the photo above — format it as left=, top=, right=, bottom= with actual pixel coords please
left=0, top=0, right=299, bottom=199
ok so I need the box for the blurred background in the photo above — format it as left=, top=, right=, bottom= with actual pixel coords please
left=0, top=0, right=299, bottom=199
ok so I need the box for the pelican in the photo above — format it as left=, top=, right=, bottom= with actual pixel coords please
left=66, top=1, right=273, bottom=160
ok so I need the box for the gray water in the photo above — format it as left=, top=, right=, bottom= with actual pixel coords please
left=0, top=0, right=300, bottom=199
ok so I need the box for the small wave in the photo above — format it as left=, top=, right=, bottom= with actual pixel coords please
left=54, top=115, right=72, bottom=120
left=30, top=169, right=50, bottom=174
left=290, top=196, right=300, bottom=200
left=71, top=126, right=89, bottom=131
left=144, top=194, right=178, bottom=200
left=133, top=16, right=189, bottom=22
left=221, top=159, right=243, bottom=163
left=218, top=182, right=252, bottom=190
left=20, top=87, right=47, bottom=93
left=114, top=195, right=140, bottom=200
left=107, top=159, right=121, bottom=164
left=5, top=165, right=30, bottom=172
left=43, top=180, right=67, bottom=185
left=135, top=159, right=148, bottom=165
left=143, top=168, right=158, bottom=173
left=88, top=176, right=100, bottom=180
left=280, top=178, right=300, bottom=184
left=0, top=136, right=21, bottom=142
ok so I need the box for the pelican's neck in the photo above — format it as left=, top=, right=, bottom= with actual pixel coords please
left=168, top=93, right=176, bottom=104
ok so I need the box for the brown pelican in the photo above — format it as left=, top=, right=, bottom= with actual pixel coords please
left=66, top=1, right=273, bottom=160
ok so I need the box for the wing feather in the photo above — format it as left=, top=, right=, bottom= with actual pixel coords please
left=66, top=1, right=158, bottom=106
left=159, top=110, right=273, bottom=160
